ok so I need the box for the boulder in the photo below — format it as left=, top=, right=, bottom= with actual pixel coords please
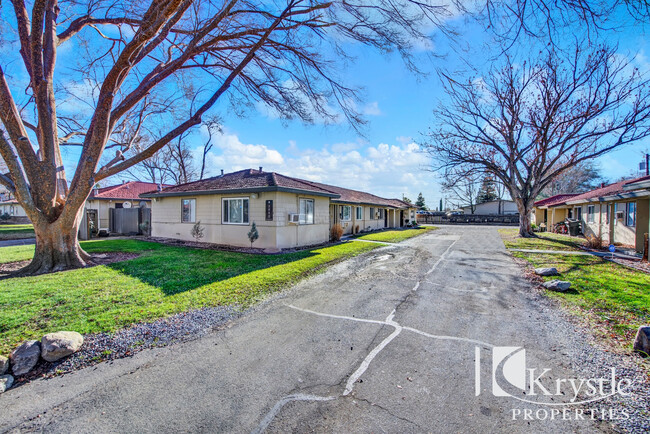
left=10, top=340, right=41, bottom=376
left=41, top=331, right=84, bottom=362
left=633, top=326, right=650, bottom=357
left=542, top=280, right=572, bottom=292
left=534, top=267, right=558, bottom=276
left=0, top=355, right=8, bottom=375
left=0, top=375, right=14, bottom=393
left=0, top=374, right=13, bottom=393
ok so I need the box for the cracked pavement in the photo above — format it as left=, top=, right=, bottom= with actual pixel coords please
left=0, top=226, right=613, bottom=433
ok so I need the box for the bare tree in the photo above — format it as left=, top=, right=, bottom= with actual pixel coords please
left=199, top=117, right=221, bottom=180
left=542, top=161, right=607, bottom=196
left=0, top=0, right=453, bottom=274
left=441, top=171, right=482, bottom=213
left=422, top=44, right=650, bottom=237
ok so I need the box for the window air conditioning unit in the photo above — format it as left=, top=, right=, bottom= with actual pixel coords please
left=288, top=213, right=300, bottom=224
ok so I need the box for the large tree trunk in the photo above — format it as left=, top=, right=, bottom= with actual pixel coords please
left=17, top=210, right=91, bottom=276
left=518, top=210, right=534, bottom=238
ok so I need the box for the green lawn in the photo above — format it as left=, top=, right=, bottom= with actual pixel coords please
left=353, top=226, right=437, bottom=243
left=499, top=228, right=587, bottom=251
left=513, top=252, right=650, bottom=349
left=0, top=224, right=34, bottom=240
left=0, top=239, right=382, bottom=354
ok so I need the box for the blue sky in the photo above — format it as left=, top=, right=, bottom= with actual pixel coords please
left=3, top=4, right=650, bottom=209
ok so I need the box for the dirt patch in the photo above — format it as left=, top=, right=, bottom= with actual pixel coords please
left=0, top=252, right=140, bottom=277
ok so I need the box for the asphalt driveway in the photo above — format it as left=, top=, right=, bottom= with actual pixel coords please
left=0, top=226, right=627, bottom=432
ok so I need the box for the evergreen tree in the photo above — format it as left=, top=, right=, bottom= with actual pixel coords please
left=477, top=175, right=499, bottom=204
left=415, top=193, right=426, bottom=210
left=402, top=195, right=412, bottom=204
left=248, top=222, right=260, bottom=247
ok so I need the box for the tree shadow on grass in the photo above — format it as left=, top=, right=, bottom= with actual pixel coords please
left=104, top=246, right=321, bottom=296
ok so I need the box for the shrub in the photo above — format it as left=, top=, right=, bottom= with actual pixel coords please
left=248, top=221, right=259, bottom=247
left=355, top=225, right=360, bottom=234
left=586, top=234, right=603, bottom=249
left=138, top=221, right=150, bottom=235
left=0, top=212, right=10, bottom=221
left=191, top=221, right=205, bottom=242
left=330, top=224, right=344, bottom=241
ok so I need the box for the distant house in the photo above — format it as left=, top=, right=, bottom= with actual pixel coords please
left=532, top=176, right=650, bottom=252
left=84, top=181, right=169, bottom=233
left=0, top=198, right=29, bottom=222
left=461, top=199, right=518, bottom=215
left=141, top=168, right=418, bottom=250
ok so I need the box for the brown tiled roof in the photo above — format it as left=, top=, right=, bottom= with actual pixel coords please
left=534, top=194, right=579, bottom=208
left=536, top=175, right=650, bottom=207
left=144, top=168, right=413, bottom=208
left=145, top=169, right=339, bottom=198
left=92, top=181, right=170, bottom=200
left=565, top=175, right=650, bottom=203
left=283, top=178, right=410, bottom=208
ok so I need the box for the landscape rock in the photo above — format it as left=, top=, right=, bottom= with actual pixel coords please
left=534, top=267, right=558, bottom=276
left=0, top=355, right=8, bottom=375
left=633, top=326, right=650, bottom=357
left=41, top=331, right=84, bottom=362
left=542, top=280, right=572, bottom=292
left=0, top=375, right=14, bottom=393
left=10, top=340, right=41, bottom=376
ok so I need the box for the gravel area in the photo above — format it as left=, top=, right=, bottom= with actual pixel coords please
left=513, top=256, right=650, bottom=433
left=14, top=306, right=240, bottom=385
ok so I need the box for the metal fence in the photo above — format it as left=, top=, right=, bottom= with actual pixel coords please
left=109, top=207, right=151, bottom=235
left=417, top=214, right=520, bottom=225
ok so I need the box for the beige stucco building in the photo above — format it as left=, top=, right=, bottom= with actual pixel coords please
left=142, top=168, right=418, bottom=250
left=532, top=176, right=650, bottom=252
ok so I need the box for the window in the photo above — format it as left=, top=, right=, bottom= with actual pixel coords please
left=575, top=207, right=582, bottom=221
left=181, top=199, right=196, bottom=223
left=115, top=202, right=124, bottom=209
left=604, top=203, right=609, bottom=224
left=378, top=209, right=384, bottom=219
left=567, top=208, right=573, bottom=219
left=299, top=198, right=314, bottom=224
left=223, top=198, right=249, bottom=224
left=626, top=202, right=636, bottom=227
left=369, top=207, right=375, bottom=220
left=356, top=206, right=363, bottom=220
left=587, top=205, right=595, bottom=223
left=340, top=205, right=351, bottom=221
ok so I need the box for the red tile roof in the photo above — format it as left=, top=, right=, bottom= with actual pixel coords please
left=565, top=175, right=650, bottom=203
left=144, top=169, right=414, bottom=208
left=534, top=194, right=579, bottom=208
left=92, top=181, right=170, bottom=200
left=536, top=175, right=650, bottom=207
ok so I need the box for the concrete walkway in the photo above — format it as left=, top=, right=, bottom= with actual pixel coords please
left=510, top=248, right=641, bottom=260
left=0, top=237, right=35, bottom=247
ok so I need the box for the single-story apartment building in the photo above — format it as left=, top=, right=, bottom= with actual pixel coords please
left=0, top=198, right=29, bottom=222
left=461, top=199, right=518, bottom=215
left=532, top=176, right=650, bottom=252
left=141, top=168, right=418, bottom=250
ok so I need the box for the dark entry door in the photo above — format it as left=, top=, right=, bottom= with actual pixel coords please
left=384, top=210, right=388, bottom=227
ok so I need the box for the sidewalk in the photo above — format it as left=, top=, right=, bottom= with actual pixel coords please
left=0, top=238, right=35, bottom=248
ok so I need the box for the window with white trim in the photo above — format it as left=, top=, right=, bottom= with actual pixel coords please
left=356, top=206, right=363, bottom=220
left=587, top=205, right=595, bottom=223
left=369, top=207, right=375, bottom=220
left=181, top=199, right=196, bottom=223
left=223, top=197, right=249, bottom=224
left=340, top=205, right=351, bottom=221
left=626, top=202, right=636, bottom=227
left=299, top=198, right=314, bottom=224
left=378, top=209, right=384, bottom=219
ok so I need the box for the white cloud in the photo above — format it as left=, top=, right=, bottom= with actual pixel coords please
left=200, top=133, right=437, bottom=200
left=363, top=101, right=382, bottom=116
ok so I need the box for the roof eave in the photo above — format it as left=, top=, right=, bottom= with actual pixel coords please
left=141, top=186, right=340, bottom=199
left=623, top=180, right=650, bottom=190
